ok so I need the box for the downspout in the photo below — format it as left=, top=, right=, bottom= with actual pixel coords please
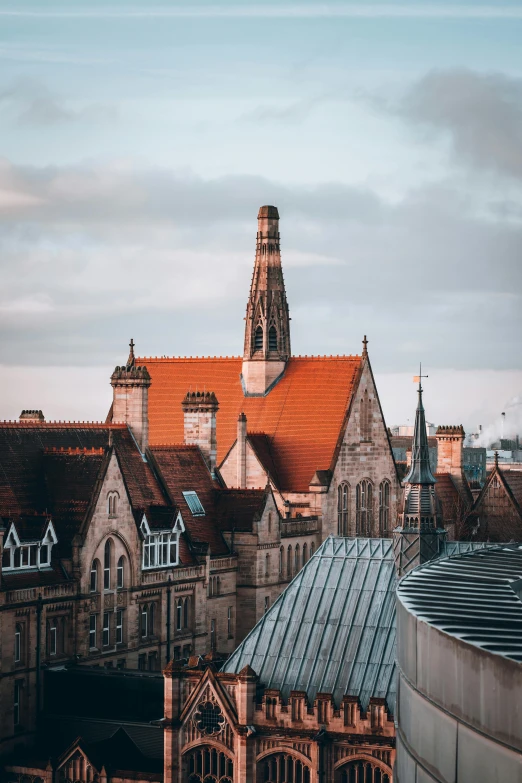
left=166, top=576, right=172, bottom=666
left=36, top=594, right=43, bottom=717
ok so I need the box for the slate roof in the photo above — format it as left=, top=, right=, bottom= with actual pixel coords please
left=214, top=489, right=267, bottom=532
left=398, top=544, right=522, bottom=663
left=138, top=355, right=362, bottom=492
left=434, top=472, right=473, bottom=523
left=223, top=536, right=397, bottom=713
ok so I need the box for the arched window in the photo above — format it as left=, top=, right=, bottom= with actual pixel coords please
left=302, top=542, right=308, bottom=566
left=90, top=559, right=99, bottom=592
left=104, top=539, right=112, bottom=590
left=183, top=596, right=190, bottom=628
left=337, top=482, right=349, bottom=535
left=279, top=546, right=284, bottom=577
left=265, top=552, right=270, bottom=577
left=287, top=545, right=292, bottom=578
left=268, top=512, right=272, bottom=532
left=294, top=544, right=300, bottom=573
left=257, top=753, right=311, bottom=783
left=379, top=480, right=391, bottom=536
left=184, top=746, right=234, bottom=782
left=268, top=326, right=278, bottom=351
left=117, top=556, right=125, bottom=589
left=356, top=480, right=373, bottom=536
left=254, top=325, right=263, bottom=351
left=14, top=623, right=22, bottom=663
left=107, top=491, right=119, bottom=517
left=335, top=759, right=391, bottom=783
left=141, top=602, right=155, bottom=638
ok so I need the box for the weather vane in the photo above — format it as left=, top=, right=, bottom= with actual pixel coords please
left=413, top=363, right=428, bottom=389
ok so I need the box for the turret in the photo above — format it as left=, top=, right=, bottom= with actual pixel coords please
left=241, top=206, right=291, bottom=395
left=110, top=339, right=151, bottom=453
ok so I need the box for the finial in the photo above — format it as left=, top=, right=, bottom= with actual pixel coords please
left=127, top=338, right=135, bottom=367
left=494, top=449, right=499, bottom=468
left=362, top=335, right=368, bottom=356
left=413, top=363, right=428, bottom=393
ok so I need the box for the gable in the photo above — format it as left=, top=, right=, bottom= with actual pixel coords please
left=140, top=355, right=362, bottom=492
left=180, top=672, right=237, bottom=754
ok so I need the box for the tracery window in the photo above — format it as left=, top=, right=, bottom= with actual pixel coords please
left=258, top=753, right=311, bottom=783
left=184, top=745, right=233, bottom=783
left=356, top=480, right=373, bottom=536
left=254, top=325, right=264, bottom=351
left=268, top=325, right=278, bottom=351
left=337, top=482, right=350, bottom=536
left=379, top=480, right=391, bottom=536
left=336, top=760, right=391, bottom=783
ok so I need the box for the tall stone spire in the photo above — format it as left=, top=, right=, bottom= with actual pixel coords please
left=241, top=206, right=291, bottom=395
left=393, top=373, right=445, bottom=576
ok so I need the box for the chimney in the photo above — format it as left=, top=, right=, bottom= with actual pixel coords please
left=435, top=425, right=465, bottom=477
left=237, top=413, right=247, bottom=489
left=110, top=339, right=151, bottom=453
left=19, top=410, right=45, bottom=423
left=182, top=392, right=219, bottom=475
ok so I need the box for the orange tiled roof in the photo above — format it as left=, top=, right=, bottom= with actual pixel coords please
left=140, top=355, right=362, bottom=492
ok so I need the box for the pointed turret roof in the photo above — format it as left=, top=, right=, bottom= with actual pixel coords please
left=404, top=376, right=436, bottom=486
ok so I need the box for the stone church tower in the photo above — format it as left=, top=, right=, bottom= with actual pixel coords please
left=241, top=205, right=291, bottom=395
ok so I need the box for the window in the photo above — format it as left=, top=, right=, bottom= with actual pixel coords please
left=302, top=542, right=308, bottom=566
left=104, top=539, right=112, bottom=590
left=268, top=512, right=272, bottom=532
left=103, top=612, right=110, bottom=647
left=210, top=619, right=216, bottom=652
left=40, top=544, right=49, bottom=566
left=90, top=560, right=99, bottom=592
left=138, top=653, right=146, bottom=671
left=254, top=325, right=263, bottom=351
left=148, top=651, right=158, bottom=671
left=117, top=556, right=125, bottom=589
left=176, top=598, right=183, bottom=631
left=265, top=552, right=270, bottom=577
left=89, top=615, right=97, bottom=649
left=279, top=546, right=284, bottom=577
left=360, top=389, right=372, bottom=441
left=227, top=606, right=233, bottom=637
left=287, top=546, right=292, bottom=578
left=141, top=603, right=155, bottom=638
left=182, top=491, right=205, bottom=516
left=14, top=624, right=22, bottom=663
left=268, top=326, right=278, bottom=351
left=116, top=610, right=123, bottom=644
left=258, top=754, right=310, bottom=783
left=294, top=544, right=300, bottom=573
left=142, top=531, right=179, bottom=568
left=183, top=644, right=191, bottom=659
left=117, top=658, right=126, bottom=670
left=337, top=482, right=349, bottom=536
left=2, top=522, right=57, bottom=572
left=174, top=646, right=181, bottom=661
left=379, top=480, right=391, bottom=536
left=49, top=621, right=57, bottom=656
left=310, top=542, right=314, bottom=558
left=183, top=596, right=190, bottom=628
left=107, top=492, right=119, bottom=517
left=209, top=575, right=220, bottom=597
left=264, top=596, right=270, bottom=613
left=356, top=479, right=373, bottom=536
left=14, top=680, right=22, bottom=727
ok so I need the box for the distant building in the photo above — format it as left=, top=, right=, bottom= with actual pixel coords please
left=467, top=454, right=522, bottom=541
left=395, top=546, right=522, bottom=782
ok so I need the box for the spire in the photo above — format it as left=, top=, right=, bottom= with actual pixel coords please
left=242, top=206, right=291, bottom=395
left=127, top=338, right=135, bottom=368
left=404, top=370, right=436, bottom=485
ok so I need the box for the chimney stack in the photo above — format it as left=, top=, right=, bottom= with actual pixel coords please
left=435, top=425, right=465, bottom=477
left=19, top=410, right=45, bottom=423
left=182, top=391, right=219, bottom=476
left=110, top=339, right=151, bottom=453
left=237, top=413, right=247, bottom=489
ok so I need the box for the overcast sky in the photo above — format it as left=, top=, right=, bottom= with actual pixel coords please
left=1, top=1, right=521, bottom=438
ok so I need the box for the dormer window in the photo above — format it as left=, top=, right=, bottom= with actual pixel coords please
left=182, top=491, right=205, bottom=517
left=141, top=513, right=184, bottom=570
left=2, top=521, right=57, bottom=572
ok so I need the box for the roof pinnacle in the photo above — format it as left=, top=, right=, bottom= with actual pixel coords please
left=362, top=335, right=368, bottom=356
left=127, top=338, right=135, bottom=368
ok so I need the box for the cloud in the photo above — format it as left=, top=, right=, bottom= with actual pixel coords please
left=2, top=5, right=522, bottom=19
left=0, top=157, right=520, bottom=376
left=398, top=69, right=522, bottom=179
left=0, top=78, right=118, bottom=127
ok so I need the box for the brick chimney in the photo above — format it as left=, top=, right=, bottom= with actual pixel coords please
left=436, top=425, right=465, bottom=477
left=110, top=339, right=151, bottom=453
left=19, top=410, right=45, bottom=422
left=182, top=391, right=219, bottom=475
left=237, top=412, right=247, bottom=489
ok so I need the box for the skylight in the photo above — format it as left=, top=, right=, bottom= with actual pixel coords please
left=182, top=491, right=205, bottom=516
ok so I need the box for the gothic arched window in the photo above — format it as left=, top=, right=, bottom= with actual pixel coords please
left=104, top=539, right=112, bottom=590
left=184, top=746, right=234, bottom=782
left=257, top=753, right=311, bottom=783
left=183, top=596, right=190, bottom=628
left=302, top=542, right=308, bottom=566
left=254, top=325, right=263, bottom=351
left=117, top=555, right=125, bottom=589
left=337, top=482, right=350, bottom=535
left=336, top=759, right=391, bottom=783
left=279, top=546, right=284, bottom=577
left=176, top=598, right=183, bottom=631
left=90, top=559, right=99, bottom=592
left=265, top=552, right=270, bottom=577
left=356, top=480, right=373, bottom=536
left=379, top=480, right=391, bottom=536
left=287, top=545, right=292, bottom=578
left=360, top=389, right=372, bottom=441
left=294, top=544, right=300, bottom=573
left=268, top=325, right=278, bottom=351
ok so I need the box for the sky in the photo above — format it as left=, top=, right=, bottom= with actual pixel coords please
left=1, top=0, right=521, bottom=439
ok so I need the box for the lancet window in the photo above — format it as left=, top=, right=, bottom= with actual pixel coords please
left=337, top=482, right=350, bottom=535
left=258, top=753, right=311, bottom=783
left=336, top=760, right=391, bottom=783
left=379, top=480, right=391, bottom=536
left=356, top=480, right=373, bottom=536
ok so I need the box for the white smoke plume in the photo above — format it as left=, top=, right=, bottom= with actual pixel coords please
left=474, top=394, right=522, bottom=447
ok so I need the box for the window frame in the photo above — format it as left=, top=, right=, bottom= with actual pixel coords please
left=104, top=539, right=112, bottom=590
left=117, top=556, right=124, bottom=589
left=116, top=609, right=123, bottom=645
left=89, top=615, right=97, bottom=650
left=14, top=624, right=22, bottom=664
left=102, top=612, right=110, bottom=647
